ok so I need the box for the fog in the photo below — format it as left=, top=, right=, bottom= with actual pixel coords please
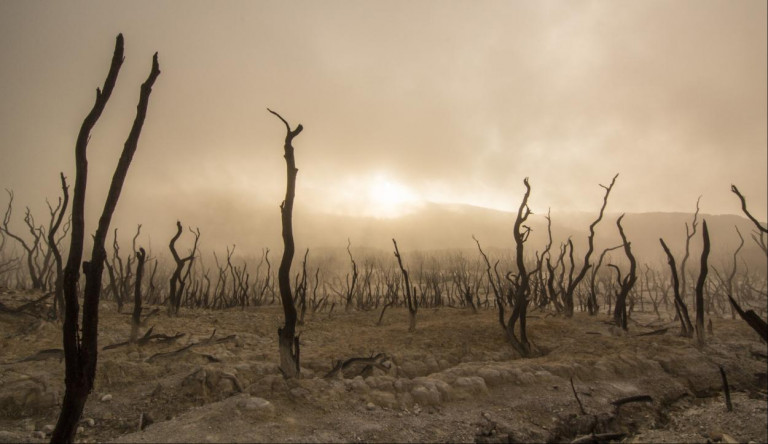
left=0, top=1, right=765, bottom=254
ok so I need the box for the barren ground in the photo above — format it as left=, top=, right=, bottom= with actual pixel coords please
left=1, top=289, right=766, bottom=443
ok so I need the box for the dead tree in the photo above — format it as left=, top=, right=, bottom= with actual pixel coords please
left=344, top=239, right=359, bottom=312
left=725, top=226, right=744, bottom=319
left=393, top=238, right=417, bottom=332
left=563, top=174, right=618, bottom=317
left=52, top=34, right=160, bottom=443
left=695, top=220, right=710, bottom=346
left=130, top=247, right=146, bottom=343
left=0, top=231, right=21, bottom=282
left=612, top=214, right=637, bottom=330
left=297, top=248, right=309, bottom=325
left=680, top=197, right=702, bottom=306
left=1, top=191, right=45, bottom=289
left=588, top=244, right=622, bottom=316
left=167, top=222, right=200, bottom=316
left=659, top=238, right=694, bottom=337
left=47, top=174, right=70, bottom=320
left=269, top=108, right=302, bottom=378
left=501, top=177, right=538, bottom=356
left=731, top=185, right=767, bottom=255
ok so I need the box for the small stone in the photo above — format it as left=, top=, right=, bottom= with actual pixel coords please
left=236, top=396, right=275, bottom=417
left=100, top=394, right=113, bottom=402
left=366, top=402, right=376, bottom=411
left=32, top=431, right=45, bottom=439
left=76, top=426, right=84, bottom=434
left=42, top=424, right=55, bottom=434
left=82, top=418, right=95, bottom=427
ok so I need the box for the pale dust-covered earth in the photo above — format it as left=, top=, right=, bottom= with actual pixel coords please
left=1, top=289, right=766, bottom=443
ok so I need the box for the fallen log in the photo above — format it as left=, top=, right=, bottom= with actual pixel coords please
left=611, top=395, right=653, bottom=408
left=633, top=327, right=668, bottom=337
left=571, top=432, right=627, bottom=444
left=324, top=352, right=390, bottom=378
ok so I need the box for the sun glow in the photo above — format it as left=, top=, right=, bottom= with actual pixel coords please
left=364, top=174, right=421, bottom=218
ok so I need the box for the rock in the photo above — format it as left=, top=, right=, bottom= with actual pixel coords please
left=454, top=376, right=488, bottom=396
left=236, top=396, right=275, bottom=418
left=31, top=431, right=45, bottom=439
left=399, top=361, right=428, bottom=378
left=366, top=402, right=376, bottom=411
left=0, top=378, right=58, bottom=413
left=348, top=376, right=370, bottom=393
left=478, top=368, right=503, bottom=386
left=289, top=387, right=310, bottom=399
left=139, top=412, right=154, bottom=431
left=393, top=378, right=412, bottom=393
left=100, top=394, right=113, bottom=402
left=411, top=385, right=441, bottom=406
left=424, top=356, right=440, bottom=374
left=76, top=426, right=84, bottom=435
left=81, top=418, right=95, bottom=427
left=369, top=390, right=398, bottom=409
left=42, top=425, right=54, bottom=434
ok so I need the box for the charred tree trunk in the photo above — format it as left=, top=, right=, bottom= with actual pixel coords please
left=564, top=174, right=618, bottom=317
left=695, top=220, right=710, bottom=346
left=48, top=173, right=69, bottom=320
left=269, top=108, right=302, bottom=378
left=503, top=177, right=536, bottom=356
left=167, top=221, right=199, bottom=316
left=393, top=239, right=417, bottom=332
left=613, top=214, right=637, bottom=330
left=53, top=35, right=160, bottom=443
left=130, top=247, right=146, bottom=343
left=660, top=238, right=693, bottom=337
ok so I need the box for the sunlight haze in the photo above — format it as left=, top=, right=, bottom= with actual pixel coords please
left=0, top=0, right=765, bottom=249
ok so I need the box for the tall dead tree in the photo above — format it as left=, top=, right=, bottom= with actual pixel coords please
left=680, top=197, right=701, bottom=305
left=393, top=238, right=417, bottom=332
left=167, top=221, right=200, bottom=316
left=659, top=238, right=694, bottom=337
left=47, top=174, right=69, bottom=320
left=695, top=220, right=710, bottom=346
left=563, top=174, right=618, bottom=317
left=52, top=34, right=160, bottom=443
left=501, top=177, right=538, bottom=357
left=269, top=108, right=302, bottom=378
left=131, top=246, right=146, bottom=343
left=612, top=214, right=637, bottom=330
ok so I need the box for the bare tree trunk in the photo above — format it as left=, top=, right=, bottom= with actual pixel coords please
left=52, top=35, right=159, bottom=444
left=660, top=238, right=693, bottom=336
left=130, top=247, right=146, bottom=343
left=393, top=239, right=417, bottom=332
left=613, top=214, right=637, bottom=330
left=269, top=108, right=303, bottom=378
left=48, top=173, right=69, bottom=320
left=695, top=220, right=710, bottom=346
left=564, top=174, right=618, bottom=317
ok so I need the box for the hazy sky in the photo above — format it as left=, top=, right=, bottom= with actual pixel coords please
left=0, top=1, right=765, bottom=248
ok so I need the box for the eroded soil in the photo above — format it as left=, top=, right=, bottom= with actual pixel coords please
left=1, top=290, right=766, bottom=443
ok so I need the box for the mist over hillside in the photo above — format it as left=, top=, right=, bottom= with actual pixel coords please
left=113, top=197, right=766, bottom=275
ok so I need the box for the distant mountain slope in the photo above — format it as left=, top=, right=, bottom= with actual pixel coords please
left=134, top=197, right=766, bottom=273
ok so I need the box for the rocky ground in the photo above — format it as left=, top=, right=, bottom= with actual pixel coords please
left=1, top=289, right=766, bottom=443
